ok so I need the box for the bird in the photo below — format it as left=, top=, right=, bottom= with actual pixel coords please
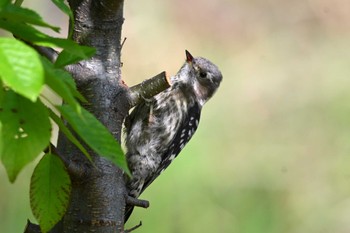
left=123, top=50, right=222, bottom=222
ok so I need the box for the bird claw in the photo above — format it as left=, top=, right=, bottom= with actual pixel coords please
left=124, top=221, right=142, bottom=233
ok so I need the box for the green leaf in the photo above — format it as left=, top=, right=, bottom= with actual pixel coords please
left=0, top=19, right=56, bottom=47
left=0, top=0, right=11, bottom=8
left=55, top=46, right=96, bottom=67
left=59, top=73, right=87, bottom=103
left=0, top=4, right=60, bottom=32
left=0, top=38, right=44, bottom=101
left=58, top=105, right=130, bottom=175
left=0, top=90, right=51, bottom=182
left=41, top=57, right=83, bottom=110
left=48, top=108, right=92, bottom=162
left=0, top=20, right=94, bottom=59
left=30, top=153, right=71, bottom=233
left=41, top=57, right=86, bottom=103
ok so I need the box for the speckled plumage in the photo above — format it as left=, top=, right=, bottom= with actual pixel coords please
left=124, top=50, right=222, bottom=221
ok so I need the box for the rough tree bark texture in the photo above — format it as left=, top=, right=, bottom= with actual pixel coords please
left=56, top=0, right=128, bottom=232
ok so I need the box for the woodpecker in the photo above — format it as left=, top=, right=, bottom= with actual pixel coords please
left=124, top=50, right=222, bottom=221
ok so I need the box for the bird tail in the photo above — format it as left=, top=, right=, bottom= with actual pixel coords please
left=124, top=205, right=134, bottom=223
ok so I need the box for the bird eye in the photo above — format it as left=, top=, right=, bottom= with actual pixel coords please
left=199, top=71, right=207, bottom=78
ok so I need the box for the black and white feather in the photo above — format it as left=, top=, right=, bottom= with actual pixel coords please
left=124, top=50, right=222, bottom=221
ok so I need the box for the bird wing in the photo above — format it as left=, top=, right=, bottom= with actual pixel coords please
left=141, top=101, right=201, bottom=192
left=124, top=99, right=153, bottom=133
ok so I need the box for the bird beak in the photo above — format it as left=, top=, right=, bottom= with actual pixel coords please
left=185, top=50, right=193, bottom=63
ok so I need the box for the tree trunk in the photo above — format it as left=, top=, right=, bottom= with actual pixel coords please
left=56, top=0, right=128, bottom=232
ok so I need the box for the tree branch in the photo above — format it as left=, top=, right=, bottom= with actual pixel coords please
left=31, top=45, right=58, bottom=63
left=128, top=71, right=170, bottom=108
left=14, top=36, right=59, bottom=63
left=125, top=196, right=149, bottom=209
left=44, top=143, right=90, bottom=178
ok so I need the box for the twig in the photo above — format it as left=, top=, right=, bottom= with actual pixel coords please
left=31, top=45, right=59, bottom=63
left=121, top=37, right=127, bottom=50
left=128, top=71, right=170, bottom=108
left=126, top=196, right=149, bottom=208
left=46, top=143, right=90, bottom=178
left=13, top=35, right=59, bottom=63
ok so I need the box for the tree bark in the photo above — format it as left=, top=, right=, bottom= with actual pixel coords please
left=56, top=0, right=128, bottom=232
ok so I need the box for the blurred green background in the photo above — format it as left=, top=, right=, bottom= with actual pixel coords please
left=2, top=0, right=350, bottom=232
